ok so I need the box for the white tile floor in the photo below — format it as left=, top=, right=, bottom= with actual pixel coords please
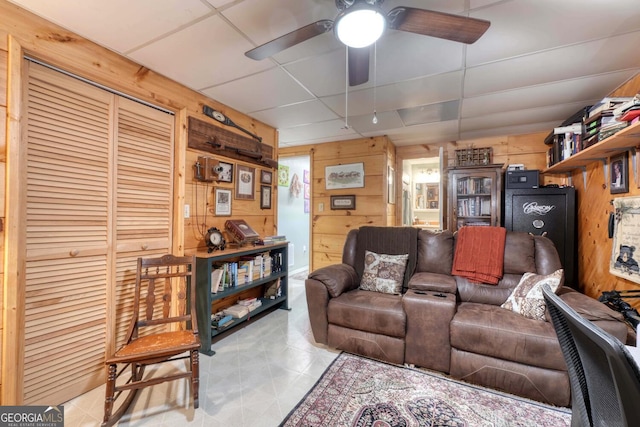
left=62, top=274, right=340, bottom=427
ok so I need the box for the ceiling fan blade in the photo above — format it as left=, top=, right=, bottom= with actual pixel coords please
left=387, top=7, right=490, bottom=44
left=348, top=47, right=370, bottom=86
left=245, top=19, right=334, bottom=60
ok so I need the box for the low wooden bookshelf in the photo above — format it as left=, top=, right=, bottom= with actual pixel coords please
left=190, top=242, right=289, bottom=355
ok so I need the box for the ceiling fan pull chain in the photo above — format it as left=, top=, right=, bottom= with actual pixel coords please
left=372, top=41, right=378, bottom=124
left=344, top=46, right=350, bottom=129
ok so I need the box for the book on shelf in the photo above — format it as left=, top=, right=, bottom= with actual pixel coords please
left=588, top=97, right=633, bottom=118
left=211, top=268, right=224, bottom=293
left=223, top=304, right=250, bottom=318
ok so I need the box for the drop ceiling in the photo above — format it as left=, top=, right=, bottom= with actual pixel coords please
left=9, top=0, right=640, bottom=147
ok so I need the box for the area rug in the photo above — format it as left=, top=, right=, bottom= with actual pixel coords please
left=280, top=352, right=571, bottom=427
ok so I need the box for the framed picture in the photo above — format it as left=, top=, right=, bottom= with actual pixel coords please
left=610, top=152, right=629, bottom=194
left=304, top=183, right=310, bottom=199
left=235, top=165, right=255, bottom=200
left=260, top=185, right=272, bottom=209
left=260, top=169, right=273, bottom=185
left=325, top=163, right=364, bottom=190
left=330, top=195, right=356, bottom=210
left=610, top=196, right=640, bottom=284
left=217, top=161, right=233, bottom=183
left=278, top=165, right=289, bottom=186
left=214, top=188, right=232, bottom=216
left=303, top=169, right=310, bottom=184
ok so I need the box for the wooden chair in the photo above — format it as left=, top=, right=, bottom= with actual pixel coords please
left=102, top=254, right=200, bottom=427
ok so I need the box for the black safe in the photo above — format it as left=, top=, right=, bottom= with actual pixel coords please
left=504, top=187, right=577, bottom=287
left=505, top=170, right=539, bottom=189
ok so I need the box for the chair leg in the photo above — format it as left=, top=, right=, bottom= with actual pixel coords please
left=102, top=363, right=145, bottom=427
left=102, top=364, right=117, bottom=427
left=191, top=349, right=200, bottom=409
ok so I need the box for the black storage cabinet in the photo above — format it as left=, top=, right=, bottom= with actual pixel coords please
left=504, top=187, right=577, bottom=287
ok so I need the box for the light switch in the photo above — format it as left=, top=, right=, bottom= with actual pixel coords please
left=184, top=204, right=190, bottom=218
left=319, top=202, right=324, bottom=212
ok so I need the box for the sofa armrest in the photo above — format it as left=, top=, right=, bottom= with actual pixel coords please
left=408, top=272, right=457, bottom=294
left=307, top=263, right=359, bottom=298
left=556, top=287, right=631, bottom=344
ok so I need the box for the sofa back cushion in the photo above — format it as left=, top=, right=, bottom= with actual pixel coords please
left=453, top=232, right=563, bottom=305
left=416, top=229, right=454, bottom=275
left=353, top=226, right=418, bottom=290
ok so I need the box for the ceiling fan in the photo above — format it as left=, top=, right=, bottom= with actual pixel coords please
left=245, top=0, right=491, bottom=86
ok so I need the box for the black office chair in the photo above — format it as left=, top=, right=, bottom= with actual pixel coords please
left=542, top=284, right=640, bottom=427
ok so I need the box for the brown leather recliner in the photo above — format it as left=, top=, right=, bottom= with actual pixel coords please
left=305, top=226, right=631, bottom=407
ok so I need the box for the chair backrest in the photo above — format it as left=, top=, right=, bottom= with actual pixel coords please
left=543, top=284, right=640, bottom=427
left=127, top=254, right=198, bottom=342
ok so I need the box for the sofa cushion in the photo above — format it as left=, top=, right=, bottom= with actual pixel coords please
left=416, top=229, right=454, bottom=275
left=308, top=263, right=359, bottom=298
left=501, top=269, right=563, bottom=321
left=450, top=302, right=566, bottom=371
left=354, top=226, right=418, bottom=290
left=503, top=232, right=536, bottom=274
left=408, top=272, right=457, bottom=293
left=327, top=289, right=406, bottom=338
left=360, top=250, right=408, bottom=294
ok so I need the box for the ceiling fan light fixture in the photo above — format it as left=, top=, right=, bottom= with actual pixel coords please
left=335, top=4, right=386, bottom=48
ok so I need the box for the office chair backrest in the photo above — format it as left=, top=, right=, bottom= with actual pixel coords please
left=543, top=285, right=640, bottom=427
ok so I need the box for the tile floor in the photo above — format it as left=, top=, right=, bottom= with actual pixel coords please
left=63, top=274, right=340, bottom=427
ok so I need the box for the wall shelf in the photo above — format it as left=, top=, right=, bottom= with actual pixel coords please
left=544, top=120, right=640, bottom=175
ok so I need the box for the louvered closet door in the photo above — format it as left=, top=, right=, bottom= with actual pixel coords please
left=112, top=97, right=174, bottom=350
left=24, top=62, right=112, bottom=404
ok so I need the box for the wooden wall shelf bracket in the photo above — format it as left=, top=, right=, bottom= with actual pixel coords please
left=188, top=116, right=278, bottom=169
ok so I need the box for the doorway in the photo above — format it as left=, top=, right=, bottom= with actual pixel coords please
left=277, top=155, right=310, bottom=275
left=401, top=149, right=444, bottom=230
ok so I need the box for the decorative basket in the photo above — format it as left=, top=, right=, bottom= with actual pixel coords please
left=455, top=147, right=492, bottom=167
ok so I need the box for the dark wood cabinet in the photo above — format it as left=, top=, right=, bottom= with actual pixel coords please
left=448, top=165, right=503, bottom=231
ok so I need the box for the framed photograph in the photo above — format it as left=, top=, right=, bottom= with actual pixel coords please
left=260, top=169, right=273, bottom=185
left=610, top=152, right=629, bottom=194
left=260, top=185, right=272, bottom=209
left=325, top=163, right=364, bottom=190
left=235, top=165, right=255, bottom=200
left=217, top=161, right=233, bottom=183
left=610, top=196, right=640, bottom=284
left=214, top=188, right=232, bottom=216
left=330, top=195, right=356, bottom=210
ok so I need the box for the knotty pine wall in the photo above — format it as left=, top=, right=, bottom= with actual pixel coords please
left=0, top=0, right=277, bottom=404
left=566, top=74, right=640, bottom=306
left=280, top=136, right=395, bottom=271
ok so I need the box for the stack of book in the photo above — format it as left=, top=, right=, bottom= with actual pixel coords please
left=238, top=297, right=262, bottom=312
left=256, top=235, right=286, bottom=245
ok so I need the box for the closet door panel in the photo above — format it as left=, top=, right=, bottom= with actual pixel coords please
left=24, top=62, right=111, bottom=404
left=113, top=97, right=174, bottom=349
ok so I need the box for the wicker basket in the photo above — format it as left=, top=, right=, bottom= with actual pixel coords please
left=455, top=147, right=492, bottom=167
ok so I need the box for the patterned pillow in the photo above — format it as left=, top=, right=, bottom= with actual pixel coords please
left=360, top=250, right=409, bottom=295
left=501, top=269, right=564, bottom=321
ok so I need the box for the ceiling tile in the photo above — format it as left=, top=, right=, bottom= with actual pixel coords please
left=128, top=15, right=271, bottom=90
left=462, top=71, right=638, bottom=119
left=250, top=100, right=339, bottom=128
left=9, top=0, right=213, bottom=52
left=398, top=100, right=460, bottom=126
left=202, top=67, right=315, bottom=113
left=386, top=120, right=461, bottom=147
left=278, top=119, right=357, bottom=144
left=349, top=111, right=405, bottom=135
left=464, top=33, right=640, bottom=97
left=467, top=0, right=640, bottom=67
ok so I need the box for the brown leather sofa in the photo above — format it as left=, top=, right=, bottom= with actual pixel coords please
left=305, top=226, right=630, bottom=407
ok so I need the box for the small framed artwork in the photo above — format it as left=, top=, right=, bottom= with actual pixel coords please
left=260, top=185, right=272, bottom=209
left=235, top=165, right=255, bottom=200
left=214, top=188, right=232, bottom=216
left=303, top=169, right=310, bottom=184
left=304, top=183, right=310, bottom=199
left=610, top=152, right=629, bottom=194
left=387, top=166, right=395, bottom=204
left=260, top=169, right=273, bottom=185
left=217, top=161, right=233, bottom=183
left=330, top=195, right=356, bottom=210
left=325, top=163, right=364, bottom=189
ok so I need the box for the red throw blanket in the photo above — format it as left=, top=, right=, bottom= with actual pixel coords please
left=452, top=226, right=506, bottom=285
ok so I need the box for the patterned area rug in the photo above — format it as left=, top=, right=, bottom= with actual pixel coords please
left=280, top=352, right=571, bottom=427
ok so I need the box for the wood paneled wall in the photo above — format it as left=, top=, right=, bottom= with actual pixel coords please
left=0, top=0, right=277, bottom=404
left=565, top=74, right=640, bottom=305
left=280, top=136, right=395, bottom=271
left=1, top=38, right=7, bottom=401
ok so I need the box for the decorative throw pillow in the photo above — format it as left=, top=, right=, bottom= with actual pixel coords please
left=501, top=269, right=564, bottom=321
left=360, top=250, right=409, bottom=295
